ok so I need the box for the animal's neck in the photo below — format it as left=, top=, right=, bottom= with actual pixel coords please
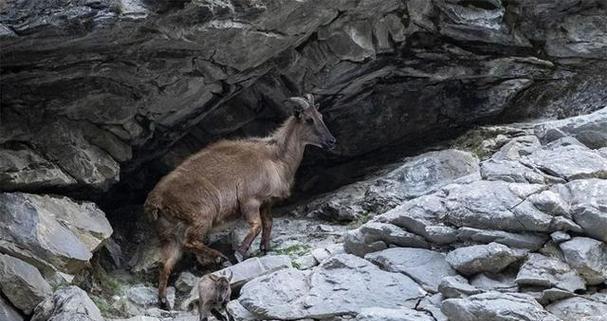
left=271, top=116, right=306, bottom=179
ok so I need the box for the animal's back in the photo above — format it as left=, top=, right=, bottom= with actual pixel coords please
left=145, top=139, right=274, bottom=224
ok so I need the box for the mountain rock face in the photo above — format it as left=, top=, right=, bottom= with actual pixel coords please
left=1, top=1, right=607, bottom=321
left=2, top=0, right=607, bottom=199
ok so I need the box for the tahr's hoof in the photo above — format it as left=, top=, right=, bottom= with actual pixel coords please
left=159, top=297, right=170, bottom=310
left=234, top=251, right=245, bottom=263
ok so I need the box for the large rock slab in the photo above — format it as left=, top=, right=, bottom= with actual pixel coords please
left=456, top=227, right=548, bottom=250
left=445, top=243, right=526, bottom=276
left=345, top=222, right=429, bottom=257
left=558, top=179, right=607, bottom=242
left=515, top=253, right=586, bottom=293
left=442, top=292, right=560, bottom=321
left=546, top=296, right=607, bottom=321
left=521, top=144, right=607, bottom=180
left=535, top=107, right=607, bottom=149
left=238, top=254, right=426, bottom=319
left=354, top=307, right=436, bottom=321
left=0, top=192, right=113, bottom=274
left=291, top=149, right=479, bottom=221
left=365, top=248, right=457, bottom=292
left=31, top=286, right=103, bottom=321
left=0, top=296, right=23, bottom=321
left=0, top=254, right=52, bottom=314
left=560, top=237, right=607, bottom=285
left=438, top=276, right=482, bottom=299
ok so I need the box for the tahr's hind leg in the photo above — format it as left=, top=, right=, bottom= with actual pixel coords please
left=184, top=225, right=229, bottom=263
left=158, top=241, right=182, bottom=310
left=259, top=205, right=273, bottom=254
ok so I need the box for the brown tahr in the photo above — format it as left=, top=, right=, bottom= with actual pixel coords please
left=144, top=94, right=336, bottom=309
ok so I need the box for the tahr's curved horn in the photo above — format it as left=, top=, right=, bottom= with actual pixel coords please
left=288, top=96, right=311, bottom=109
left=305, top=93, right=315, bottom=106
left=225, top=270, right=233, bottom=282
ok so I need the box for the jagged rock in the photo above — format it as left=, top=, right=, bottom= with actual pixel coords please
left=31, top=286, right=103, bottom=321
left=292, top=254, right=318, bottom=270
left=438, top=276, right=482, bottom=299
left=470, top=273, right=518, bottom=293
left=445, top=243, right=526, bottom=276
left=353, top=307, right=436, bottom=321
left=0, top=254, right=52, bottom=315
left=441, top=180, right=581, bottom=233
left=238, top=254, right=426, bottom=319
left=546, top=296, right=607, bottom=321
left=480, top=159, right=547, bottom=184
left=550, top=231, right=571, bottom=244
left=0, top=296, right=23, bottom=321
left=365, top=248, right=457, bottom=293
left=521, top=144, right=607, bottom=181
left=175, top=272, right=198, bottom=293
left=560, top=237, right=607, bottom=285
left=558, top=179, right=607, bottom=242
left=0, top=192, right=112, bottom=274
left=182, top=255, right=291, bottom=310
left=442, top=292, right=560, bottom=321
left=515, top=253, right=586, bottom=293
left=126, top=285, right=175, bottom=309
left=535, top=107, right=607, bottom=149
left=456, top=227, right=548, bottom=250
left=291, top=149, right=479, bottom=221
left=344, top=222, right=429, bottom=257
left=491, top=135, right=541, bottom=161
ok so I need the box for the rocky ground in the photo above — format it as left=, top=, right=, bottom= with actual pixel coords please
left=1, top=0, right=607, bottom=321
left=2, top=106, right=606, bottom=321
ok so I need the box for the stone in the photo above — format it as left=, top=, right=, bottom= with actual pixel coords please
left=354, top=307, right=436, bottom=321
left=226, top=300, right=259, bottom=321
left=535, top=106, right=607, bottom=149
left=480, top=159, right=546, bottom=184
left=438, top=276, right=482, bottom=299
left=456, top=227, right=548, bottom=250
left=515, top=253, right=586, bottom=293
left=470, top=273, right=518, bottom=293
left=558, top=179, right=607, bottom=242
left=0, top=254, right=53, bottom=314
left=560, top=237, right=607, bottom=285
left=0, top=192, right=112, bottom=274
left=175, top=272, right=198, bottom=293
left=31, top=286, right=103, bottom=321
left=292, top=254, right=318, bottom=270
left=550, top=231, right=571, bottom=244
left=345, top=222, right=429, bottom=257
left=238, top=254, right=426, bottom=319
left=546, top=296, right=607, bottom=321
left=521, top=144, right=607, bottom=180
left=126, top=285, right=175, bottom=309
left=442, top=292, right=560, bottom=321
left=0, top=296, right=23, bottom=321
left=445, top=243, right=526, bottom=275
left=366, top=248, right=457, bottom=292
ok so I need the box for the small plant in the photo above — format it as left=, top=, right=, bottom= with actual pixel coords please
left=348, top=211, right=371, bottom=228
left=273, top=243, right=311, bottom=256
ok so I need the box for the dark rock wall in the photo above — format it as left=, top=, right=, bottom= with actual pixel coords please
left=1, top=0, right=606, bottom=203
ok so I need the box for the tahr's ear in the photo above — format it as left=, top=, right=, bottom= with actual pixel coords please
left=208, top=273, right=219, bottom=282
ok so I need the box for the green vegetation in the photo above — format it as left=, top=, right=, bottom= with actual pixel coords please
left=348, top=211, right=372, bottom=228
left=451, top=127, right=501, bottom=160
left=273, top=243, right=311, bottom=256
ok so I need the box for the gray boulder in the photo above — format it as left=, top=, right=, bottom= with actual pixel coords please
left=0, top=192, right=112, bottom=274
left=535, top=107, right=607, bottom=149
left=521, top=144, right=607, bottom=181
left=515, top=253, right=586, bottom=293
left=31, top=286, right=103, bottom=321
left=558, top=179, right=607, bottom=242
left=445, top=243, right=526, bottom=275
left=0, top=147, right=76, bottom=191
left=546, top=296, right=607, bottom=321
left=560, top=237, right=607, bottom=285
left=345, top=222, right=429, bottom=257
left=0, top=296, right=23, bottom=321
left=438, top=276, right=482, bottom=299
left=354, top=307, right=436, bottom=321
left=175, top=272, right=198, bottom=293
left=0, top=254, right=52, bottom=314
left=238, top=254, right=426, bottom=319
left=442, top=292, right=560, bottom=321
left=365, top=248, right=457, bottom=292
left=470, top=273, right=518, bottom=293
left=456, top=227, right=548, bottom=250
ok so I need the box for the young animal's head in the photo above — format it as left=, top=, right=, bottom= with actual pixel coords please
left=289, top=94, right=336, bottom=150
left=208, top=270, right=232, bottom=298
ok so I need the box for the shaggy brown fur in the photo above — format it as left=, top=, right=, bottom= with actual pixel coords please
left=144, top=94, right=335, bottom=308
left=197, top=271, right=232, bottom=321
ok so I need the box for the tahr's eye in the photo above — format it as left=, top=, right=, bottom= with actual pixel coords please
left=306, top=118, right=314, bottom=124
